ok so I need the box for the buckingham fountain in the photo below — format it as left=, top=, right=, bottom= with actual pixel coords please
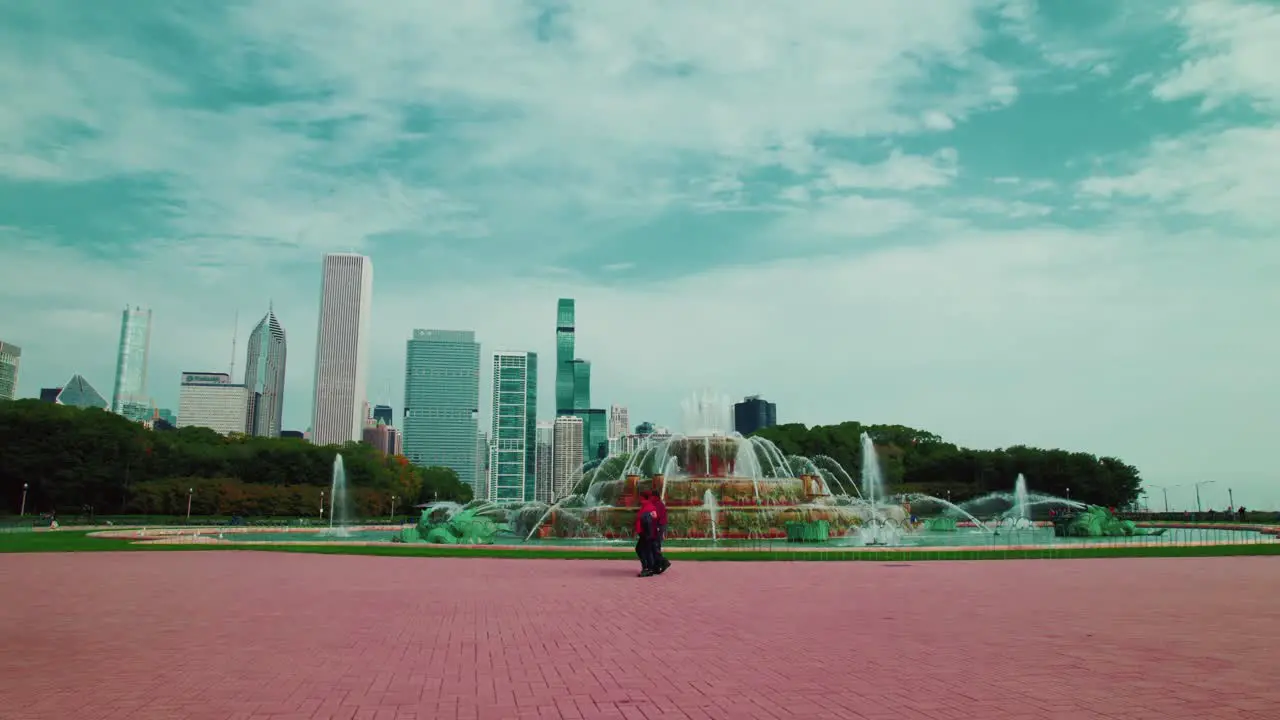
left=400, top=393, right=1146, bottom=546
left=405, top=393, right=927, bottom=545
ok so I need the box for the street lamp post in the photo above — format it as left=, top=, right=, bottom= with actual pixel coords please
left=1065, top=487, right=1070, bottom=503
left=320, top=490, right=325, bottom=519
left=186, top=488, right=193, bottom=522
left=390, top=495, right=397, bottom=522
left=20, top=483, right=28, bottom=516
left=1193, top=480, right=1217, bottom=513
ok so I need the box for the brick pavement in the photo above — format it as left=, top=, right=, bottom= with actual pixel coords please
left=0, top=553, right=1277, bottom=720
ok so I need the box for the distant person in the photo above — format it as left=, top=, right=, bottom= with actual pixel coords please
left=635, top=491, right=659, bottom=577
left=651, top=491, right=671, bottom=574
left=1237, top=506, right=1247, bottom=521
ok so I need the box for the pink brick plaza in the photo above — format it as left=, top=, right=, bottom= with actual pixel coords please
left=0, top=553, right=1277, bottom=720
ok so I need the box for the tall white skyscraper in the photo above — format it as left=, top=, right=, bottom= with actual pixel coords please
left=244, top=307, right=287, bottom=437
left=489, top=351, right=536, bottom=501
left=534, top=420, right=554, bottom=503
left=311, top=253, right=373, bottom=446
left=111, top=306, right=152, bottom=420
left=552, top=415, right=584, bottom=502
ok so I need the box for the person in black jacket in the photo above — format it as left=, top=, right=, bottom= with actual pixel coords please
left=635, top=491, right=659, bottom=577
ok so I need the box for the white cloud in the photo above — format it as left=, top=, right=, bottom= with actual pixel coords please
left=1155, top=0, right=1280, bottom=110
left=0, top=0, right=1016, bottom=236
left=818, top=150, right=959, bottom=193
left=1079, top=126, right=1280, bottom=226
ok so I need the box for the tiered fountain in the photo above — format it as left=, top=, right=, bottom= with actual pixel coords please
left=532, top=392, right=866, bottom=541
left=408, top=393, right=909, bottom=544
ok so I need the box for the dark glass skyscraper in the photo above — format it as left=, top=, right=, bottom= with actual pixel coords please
left=404, top=329, right=481, bottom=494
left=553, top=298, right=604, bottom=464
left=555, top=299, right=575, bottom=414
left=734, top=395, right=777, bottom=436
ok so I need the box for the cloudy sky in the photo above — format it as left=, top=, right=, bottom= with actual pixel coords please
left=2, top=0, right=1277, bottom=508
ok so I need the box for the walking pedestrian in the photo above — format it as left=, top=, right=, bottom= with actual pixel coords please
left=635, top=491, right=659, bottom=577
left=651, top=490, right=671, bottom=574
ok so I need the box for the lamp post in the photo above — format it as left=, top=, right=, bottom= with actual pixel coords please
left=186, top=488, right=193, bottom=522
left=390, top=495, right=397, bottom=522
left=20, top=483, right=28, bottom=516
left=1193, top=480, right=1217, bottom=512
left=1065, top=487, right=1070, bottom=503
left=320, top=490, right=325, bottom=519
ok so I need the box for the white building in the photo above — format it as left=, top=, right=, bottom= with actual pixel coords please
left=552, top=415, right=584, bottom=502
left=0, top=340, right=20, bottom=401
left=488, top=351, right=536, bottom=502
left=535, top=421, right=554, bottom=503
left=607, top=404, right=629, bottom=454
left=177, top=372, right=249, bottom=436
left=310, top=253, right=373, bottom=446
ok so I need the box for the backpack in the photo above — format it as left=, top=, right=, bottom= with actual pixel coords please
left=639, top=509, right=657, bottom=539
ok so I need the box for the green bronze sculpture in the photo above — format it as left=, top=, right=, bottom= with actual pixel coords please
left=1052, top=505, right=1165, bottom=538
left=396, top=506, right=502, bottom=545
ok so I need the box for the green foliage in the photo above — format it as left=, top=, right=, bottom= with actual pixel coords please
left=0, top=400, right=471, bottom=515
left=753, top=421, right=1141, bottom=507
left=417, top=466, right=473, bottom=505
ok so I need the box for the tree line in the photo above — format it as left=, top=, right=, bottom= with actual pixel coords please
left=0, top=400, right=473, bottom=517
left=753, top=421, right=1142, bottom=508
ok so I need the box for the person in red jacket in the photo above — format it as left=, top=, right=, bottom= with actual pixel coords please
left=635, top=491, right=659, bottom=577
left=651, top=492, right=671, bottom=574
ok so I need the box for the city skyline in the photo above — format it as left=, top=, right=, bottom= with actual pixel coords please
left=4, top=2, right=1279, bottom=508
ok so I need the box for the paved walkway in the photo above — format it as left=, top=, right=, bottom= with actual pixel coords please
left=0, top=553, right=1276, bottom=719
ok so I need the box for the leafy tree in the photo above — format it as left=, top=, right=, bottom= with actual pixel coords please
left=0, top=400, right=442, bottom=515
left=417, top=466, right=473, bottom=504
left=753, top=421, right=1140, bottom=506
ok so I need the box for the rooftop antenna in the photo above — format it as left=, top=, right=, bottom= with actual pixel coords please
left=229, top=309, right=239, bottom=379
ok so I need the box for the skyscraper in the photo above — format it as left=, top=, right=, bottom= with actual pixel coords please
left=552, top=299, right=606, bottom=464
left=403, top=329, right=481, bottom=493
left=0, top=340, right=19, bottom=401
left=111, top=306, right=152, bottom=420
left=552, top=415, right=583, bottom=501
left=177, top=372, right=250, bottom=436
left=734, top=394, right=778, bottom=436
left=311, top=253, right=373, bottom=446
left=555, top=299, right=575, bottom=414
left=475, top=431, right=491, bottom=500
left=372, top=404, right=393, bottom=426
left=534, top=421, right=554, bottom=503
left=489, top=351, right=537, bottom=501
left=571, top=359, right=591, bottom=411
left=607, top=404, right=629, bottom=453
left=244, top=307, right=286, bottom=437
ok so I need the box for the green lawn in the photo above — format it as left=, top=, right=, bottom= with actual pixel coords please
left=3, top=530, right=1279, bottom=561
